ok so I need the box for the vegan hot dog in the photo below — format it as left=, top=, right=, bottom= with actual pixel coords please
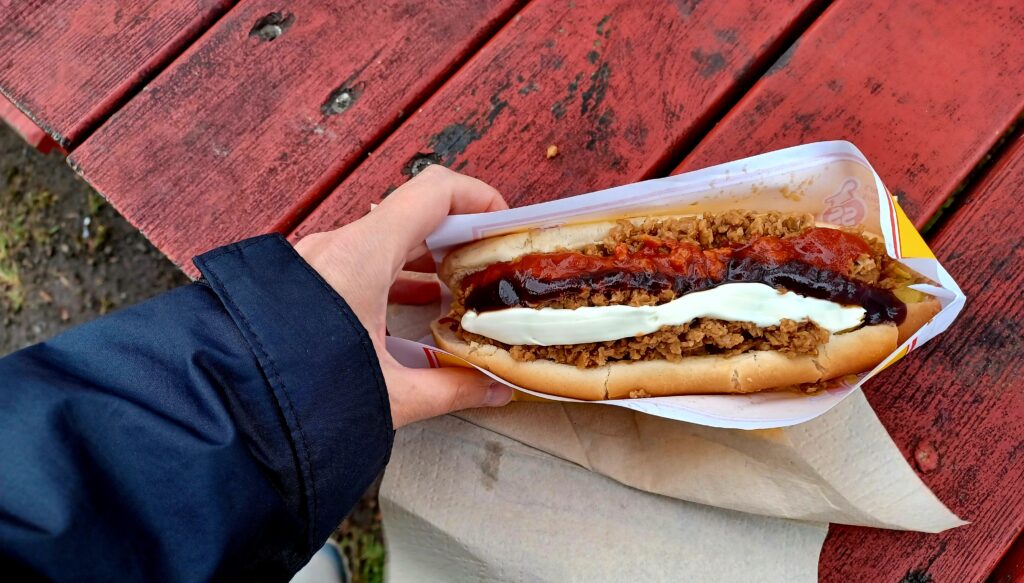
left=431, top=211, right=939, bottom=400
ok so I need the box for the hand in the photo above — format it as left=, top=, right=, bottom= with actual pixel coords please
left=294, top=165, right=514, bottom=428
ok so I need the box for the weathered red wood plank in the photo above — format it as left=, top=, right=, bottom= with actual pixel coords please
left=70, top=0, right=524, bottom=275
left=294, top=0, right=826, bottom=238
left=818, top=134, right=1024, bottom=581
left=0, top=96, right=57, bottom=154
left=0, top=0, right=234, bottom=149
left=676, top=0, right=1024, bottom=226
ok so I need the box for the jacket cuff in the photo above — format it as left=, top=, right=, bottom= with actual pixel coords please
left=194, top=234, right=393, bottom=547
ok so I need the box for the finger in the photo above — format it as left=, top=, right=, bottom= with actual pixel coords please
left=384, top=366, right=514, bottom=428
left=359, top=165, right=508, bottom=267
left=402, top=251, right=436, bottom=273
left=388, top=274, right=440, bottom=304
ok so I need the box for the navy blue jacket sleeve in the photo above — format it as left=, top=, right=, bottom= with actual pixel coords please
left=0, top=235, right=394, bottom=582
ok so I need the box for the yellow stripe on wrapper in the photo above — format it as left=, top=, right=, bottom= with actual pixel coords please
left=892, top=200, right=936, bottom=259
left=878, top=345, right=910, bottom=373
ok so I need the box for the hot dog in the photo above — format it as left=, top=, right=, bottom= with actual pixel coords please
left=431, top=211, right=940, bottom=400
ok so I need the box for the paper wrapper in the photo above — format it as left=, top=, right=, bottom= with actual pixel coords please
left=387, top=141, right=964, bottom=429
left=379, top=142, right=966, bottom=581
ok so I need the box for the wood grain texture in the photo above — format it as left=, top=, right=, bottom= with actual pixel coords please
left=0, top=0, right=234, bottom=148
left=819, top=135, right=1024, bottom=581
left=294, top=0, right=825, bottom=239
left=676, top=0, right=1024, bottom=226
left=1, top=96, right=57, bottom=153
left=70, top=0, right=523, bottom=275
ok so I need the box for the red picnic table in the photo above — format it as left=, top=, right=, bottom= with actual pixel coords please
left=3, top=1, right=1023, bottom=580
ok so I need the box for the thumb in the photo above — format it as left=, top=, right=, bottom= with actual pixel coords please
left=384, top=366, right=514, bottom=428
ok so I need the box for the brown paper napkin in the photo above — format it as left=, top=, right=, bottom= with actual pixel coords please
left=382, top=416, right=828, bottom=582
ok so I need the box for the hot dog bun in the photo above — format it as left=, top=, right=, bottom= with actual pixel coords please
left=433, top=214, right=941, bottom=398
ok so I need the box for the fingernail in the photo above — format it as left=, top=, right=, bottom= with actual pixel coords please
left=484, top=382, right=514, bottom=407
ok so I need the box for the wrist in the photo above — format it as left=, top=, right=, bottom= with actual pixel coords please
left=294, top=231, right=345, bottom=294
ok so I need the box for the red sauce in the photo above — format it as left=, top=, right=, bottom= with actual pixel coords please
left=733, top=227, right=873, bottom=274
left=462, top=241, right=729, bottom=293
left=461, top=228, right=906, bottom=325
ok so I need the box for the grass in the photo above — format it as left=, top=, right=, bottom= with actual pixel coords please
left=0, top=168, right=56, bottom=313
left=338, top=531, right=385, bottom=583
left=331, top=479, right=386, bottom=583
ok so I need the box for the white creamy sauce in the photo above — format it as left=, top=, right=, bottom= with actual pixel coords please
left=460, top=282, right=864, bottom=346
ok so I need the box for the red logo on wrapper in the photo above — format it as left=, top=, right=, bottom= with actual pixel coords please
left=821, top=179, right=866, bottom=226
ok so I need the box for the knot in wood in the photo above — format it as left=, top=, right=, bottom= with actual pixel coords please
left=321, top=84, right=363, bottom=116
left=324, top=90, right=354, bottom=115
left=249, top=12, right=295, bottom=41
left=404, top=153, right=442, bottom=176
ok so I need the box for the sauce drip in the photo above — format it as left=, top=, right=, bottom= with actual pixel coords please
left=461, top=228, right=906, bottom=325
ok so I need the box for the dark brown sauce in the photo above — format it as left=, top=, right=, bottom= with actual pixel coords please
left=461, top=228, right=906, bottom=325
